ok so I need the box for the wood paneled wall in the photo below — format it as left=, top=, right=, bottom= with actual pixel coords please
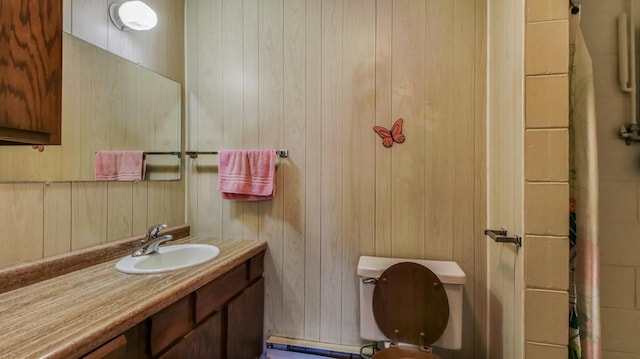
left=0, top=0, right=186, bottom=268
left=186, top=0, right=486, bottom=356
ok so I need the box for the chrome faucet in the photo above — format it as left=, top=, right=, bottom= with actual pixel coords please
left=132, top=224, right=171, bottom=256
left=146, top=223, right=167, bottom=240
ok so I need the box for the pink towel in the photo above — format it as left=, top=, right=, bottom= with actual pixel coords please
left=94, top=151, right=145, bottom=181
left=217, top=150, right=276, bottom=201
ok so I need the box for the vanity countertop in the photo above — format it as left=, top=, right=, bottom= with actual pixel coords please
left=0, top=237, right=267, bottom=359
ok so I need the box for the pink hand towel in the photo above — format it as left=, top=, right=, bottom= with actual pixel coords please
left=95, top=151, right=145, bottom=181
left=217, top=150, right=276, bottom=201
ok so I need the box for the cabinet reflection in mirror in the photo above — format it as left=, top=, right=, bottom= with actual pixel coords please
left=0, top=33, right=181, bottom=182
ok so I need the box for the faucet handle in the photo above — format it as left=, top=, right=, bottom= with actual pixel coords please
left=147, top=223, right=168, bottom=237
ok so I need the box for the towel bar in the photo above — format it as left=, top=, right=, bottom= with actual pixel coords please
left=185, top=149, right=289, bottom=159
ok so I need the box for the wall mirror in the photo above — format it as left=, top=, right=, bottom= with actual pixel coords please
left=0, top=32, right=182, bottom=182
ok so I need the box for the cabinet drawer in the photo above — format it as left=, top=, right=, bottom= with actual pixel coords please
left=82, top=334, right=127, bottom=359
left=195, top=263, right=248, bottom=323
left=150, top=296, right=193, bottom=357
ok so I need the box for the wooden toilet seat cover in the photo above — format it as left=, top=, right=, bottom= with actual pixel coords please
left=372, top=262, right=449, bottom=346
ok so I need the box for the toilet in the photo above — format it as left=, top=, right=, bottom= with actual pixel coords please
left=358, top=256, right=466, bottom=358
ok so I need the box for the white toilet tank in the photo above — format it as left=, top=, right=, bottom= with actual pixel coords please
left=357, top=256, right=466, bottom=350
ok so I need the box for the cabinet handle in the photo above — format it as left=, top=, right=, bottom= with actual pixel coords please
left=484, top=228, right=522, bottom=247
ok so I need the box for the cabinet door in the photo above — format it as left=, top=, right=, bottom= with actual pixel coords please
left=227, top=277, right=265, bottom=359
left=0, top=0, right=62, bottom=145
left=150, top=296, right=193, bottom=357
left=158, top=311, right=223, bottom=359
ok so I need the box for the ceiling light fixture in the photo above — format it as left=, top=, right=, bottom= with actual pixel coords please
left=109, top=1, right=158, bottom=31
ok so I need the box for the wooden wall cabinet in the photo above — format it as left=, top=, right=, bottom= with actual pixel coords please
left=81, top=251, right=265, bottom=359
left=0, top=0, right=63, bottom=145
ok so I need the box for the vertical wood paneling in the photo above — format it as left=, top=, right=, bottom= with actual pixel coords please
left=424, top=0, right=455, bottom=261
left=0, top=184, right=44, bottom=267
left=242, top=0, right=262, bottom=240
left=166, top=180, right=186, bottom=226
left=107, top=182, right=134, bottom=242
left=304, top=0, right=322, bottom=342
left=452, top=0, right=479, bottom=357
left=195, top=0, right=223, bottom=237
left=186, top=0, right=485, bottom=353
left=320, top=0, right=344, bottom=344
left=282, top=0, right=307, bottom=339
left=132, top=182, right=149, bottom=234
left=60, top=35, right=83, bottom=180
left=341, top=0, right=376, bottom=345
left=80, top=39, right=96, bottom=177
left=147, top=182, right=167, bottom=226
left=44, top=183, right=72, bottom=256
left=185, top=0, right=200, bottom=237
left=374, top=0, right=393, bottom=258
left=71, top=182, right=108, bottom=250
left=259, top=0, right=286, bottom=338
left=474, top=0, right=488, bottom=354
left=221, top=0, right=248, bottom=239
left=391, top=0, right=426, bottom=258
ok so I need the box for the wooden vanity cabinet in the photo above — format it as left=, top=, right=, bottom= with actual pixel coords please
left=82, top=251, right=265, bottom=359
left=0, top=0, right=63, bottom=145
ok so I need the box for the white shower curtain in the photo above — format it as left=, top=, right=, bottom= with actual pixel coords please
left=569, top=11, right=601, bottom=359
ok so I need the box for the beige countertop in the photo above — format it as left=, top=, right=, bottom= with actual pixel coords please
left=0, top=237, right=267, bottom=359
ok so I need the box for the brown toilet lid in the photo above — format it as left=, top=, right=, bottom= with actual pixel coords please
left=372, top=262, right=449, bottom=346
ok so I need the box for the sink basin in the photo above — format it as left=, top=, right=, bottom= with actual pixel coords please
left=115, top=244, right=220, bottom=274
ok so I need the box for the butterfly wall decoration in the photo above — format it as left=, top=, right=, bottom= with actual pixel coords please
left=373, top=118, right=406, bottom=148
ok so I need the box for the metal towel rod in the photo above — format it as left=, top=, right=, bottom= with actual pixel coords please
left=143, top=151, right=181, bottom=158
left=185, top=149, right=289, bottom=159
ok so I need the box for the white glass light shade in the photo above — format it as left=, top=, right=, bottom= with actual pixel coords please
left=109, top=1, right=158, bottom=31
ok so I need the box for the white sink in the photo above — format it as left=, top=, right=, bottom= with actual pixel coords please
left=115, top=244, right=220, bottom=274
